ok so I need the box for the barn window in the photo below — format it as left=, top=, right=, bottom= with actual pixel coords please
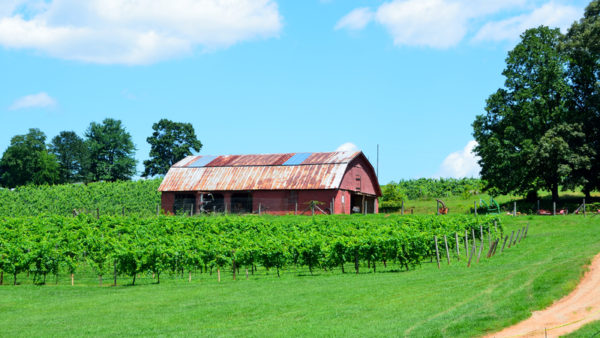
left=231, top=192, right=253, bottom=214
left=356, top=175, right=361, bottom=191
left=174, top=194, right=196, bottom=215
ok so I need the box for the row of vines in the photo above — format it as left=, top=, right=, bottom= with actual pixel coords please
left=0, top=214, right=501, bottom=285
left=0, top=179, right=162, bottom=217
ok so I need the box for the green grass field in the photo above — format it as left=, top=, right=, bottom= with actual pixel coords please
left=1, top=215, right=599, bottom=337
left=565, top=321, right=600, bottom=337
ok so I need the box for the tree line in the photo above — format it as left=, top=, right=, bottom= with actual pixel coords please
left=0, top=118, right=202, bottom=188
left=474, top=1, right=600, bottom=203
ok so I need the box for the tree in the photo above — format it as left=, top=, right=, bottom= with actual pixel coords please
left=142, top=119, right=202, bottom=177
left=473, top=27, right=591, bottom=203
left=49, top=131, right=88, bottom=183
left=85, top=118, right=137, bottom=182
left=564, top=0, right=600, bottom=198
left=0, top=129, right=60, bottom=188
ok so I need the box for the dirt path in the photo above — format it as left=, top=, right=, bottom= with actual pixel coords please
left=486, top=253, right=600, bottom=337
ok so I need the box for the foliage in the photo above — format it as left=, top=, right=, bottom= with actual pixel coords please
left=142, top=119, right=202, bottom=177
left=473, top=26, right=589, bottom=202
left=49, top=131, right=88, bottom=183
left=0, top=214, right=501, bottom=285
left=85, top=118, right=137, bottom=182
left=564, top=0, right=600, bottom=198
left=380, top=178, right=485, bottom=212
left=0, top=128, right=60, bottom=188
left=0, top=179, right=161, bottom=217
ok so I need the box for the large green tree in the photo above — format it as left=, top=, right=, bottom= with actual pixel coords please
left=473, top=26, right=592, bottom=203
left=142, top=119, right=202, bottom=177
left=0, top=129, right=60, bottom=188
left=85, top=118, right=137, bottom=182
left=564, top=0, right=600, bottom=198
left=49, top=131, right=88, bottom=183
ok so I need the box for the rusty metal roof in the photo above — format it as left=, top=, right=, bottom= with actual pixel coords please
left=159, top=151, right=362, bottom=192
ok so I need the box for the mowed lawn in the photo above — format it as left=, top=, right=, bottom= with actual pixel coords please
left=1, top=216, right=599, bottom=337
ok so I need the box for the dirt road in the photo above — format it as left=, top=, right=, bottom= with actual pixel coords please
left=486, top=252, right=600, bottom=337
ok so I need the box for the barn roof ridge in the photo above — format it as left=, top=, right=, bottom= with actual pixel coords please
left=172, top=151, right=361, bottom=168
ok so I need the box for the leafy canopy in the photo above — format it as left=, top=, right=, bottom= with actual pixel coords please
left=143, top=119, right=202, bottom=177
left=85, top=118, right=137, bottom=182
left=0, top=128, right=60, bottom=188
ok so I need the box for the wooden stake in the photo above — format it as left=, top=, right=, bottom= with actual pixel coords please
left=401, top=200, right=404, bottom=215
left=553, top=202, right=556, bottom=216
left=434, top=236, right=440, bottom=269
left=476, top=231, right=484, bottom=263
left=518, top=227, right=525, bottom=243
left=508, top=231, right=515, bottom=248
left=218, top=268, right=221, bottom=282
left=513, top=202, right=517, bottom=216
left=474, top=201, right=477, bottom=216
left=491, top=239, right=500, bottom=256
left=157, top=204, right=160, bottom=216
left=524, top=223, right=529, bottom=239
left=494, top=220, right=497, bottom=232
left=245, top=268, right=249, bottom=280
left=189, top=271, right=192, bottom=283
left=513, top=229, right=521, bottom=246
left=444, top=235, right=450, bottom=265
left=488, top=226, right=492, bottom=248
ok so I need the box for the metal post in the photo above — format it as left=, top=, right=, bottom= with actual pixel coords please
left=513, top=202, right=516, bottom=216
left=258, top=203, right=262, bottom=215
left=553, top=202, right=556, bottom=216
left=583, top=198, right=586, bottom=217
left=295, top=202, right=298, bottom=215
left=331, top=198, right=335, bottom=215
left=156, top=203, right=160, bottom=216
left=537, top=200, right=540, bottom=214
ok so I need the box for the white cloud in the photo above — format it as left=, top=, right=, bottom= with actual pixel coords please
left=0, top=0, right=283, bottom=65
left=375, top=0, right=466, bottom=48
left=9, top=92, right=57, bottom=110
left=335, top=7, right=373, bottom=31
left=436, top=140, right=480, bottom=178
left=336, top=0, right=582, bottom=48
left=473, top=2, right=581, bottom=43
left=336, top=142, right=360, bottom=153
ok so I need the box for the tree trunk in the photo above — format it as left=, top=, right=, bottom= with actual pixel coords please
left=0, top=271, right=3, bottom=285
left=71, top=273, right=74, bottom=286
left=132, top=273, right=136, bottom=286
left=551, top=184, right=559, bottom=204
left=354, top=252, right=359, bottom=274
left=99, top=275, right=102, bottom=286
left=157, top=272, right=160, bottom=284
left=341, top=262, right=345, bottom=274
left=13, top=272, right=17, bottom=285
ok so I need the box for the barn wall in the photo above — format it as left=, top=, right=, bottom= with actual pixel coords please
left=161, top=192, right=175, bottom=214
left=340, top=156, right=380, bottom=196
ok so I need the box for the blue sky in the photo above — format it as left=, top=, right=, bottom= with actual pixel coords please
left=0, top=0, right=589, bottom=184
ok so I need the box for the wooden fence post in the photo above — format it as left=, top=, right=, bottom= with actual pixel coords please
left=477, top=227, right=484, bottom=263
left=444, top=235, right=450, bottom=265
left=491, top=239, right=500, bottom=256
left=508, top=231, right=515, bottom=248
left=553, top=202, right=556, bottom=216
left=518, top=227, right=525, bottom=243
left=455, top=233, right=460, bottom=261
left=434, top=236, right=440, bottom=269
left=488, top=226, right=492, bottom=248
left=524, top=223, right=529, bottom=238
left=513, top=229, right=521, bottom=246
left=464, top=230, right=469, bottom=258
left=513, top=202, right=517, bottom=216
left=156, top=204, right=160, bottom=216
left=467, top=239, right=475, bottom=267
left=295, top=202, right=298, bottom=215
left=501, top=236, right=509, bottom=253
left=258, top=203, right=262, bottom=216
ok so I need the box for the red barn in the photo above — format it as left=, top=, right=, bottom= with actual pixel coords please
left=158, top=151, right=381, bottom=215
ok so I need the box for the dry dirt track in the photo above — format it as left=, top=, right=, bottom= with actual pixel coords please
left=486, top=252, right=600, bottom=337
